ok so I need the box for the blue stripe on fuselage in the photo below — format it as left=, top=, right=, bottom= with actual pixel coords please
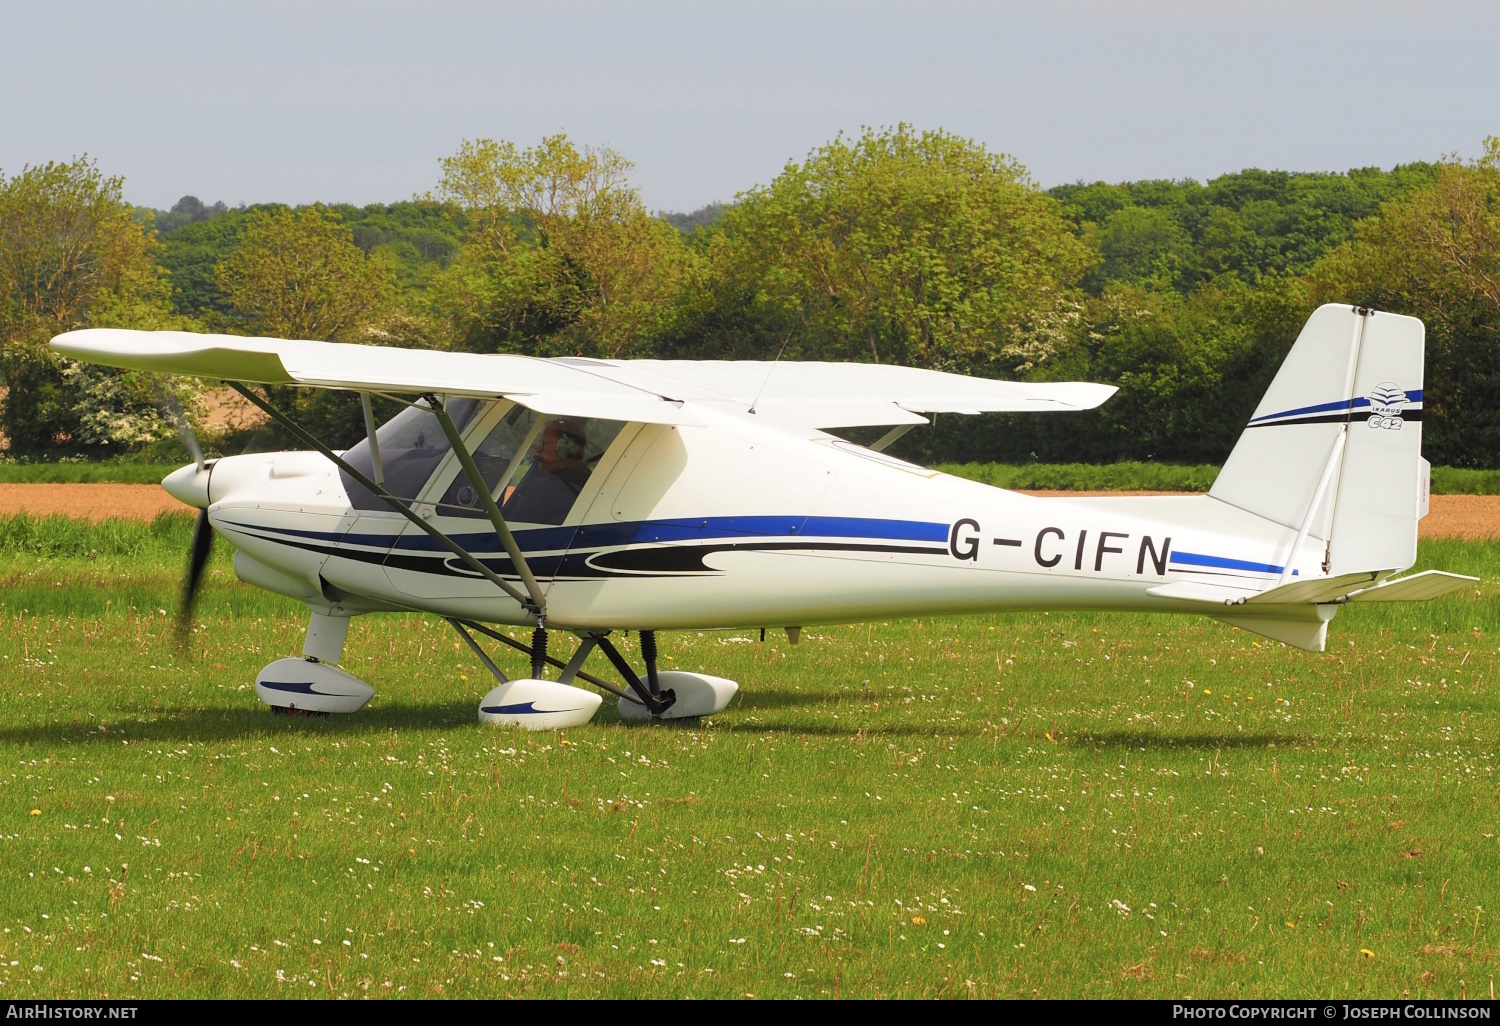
left=225, top=516, right=1290, bottom=582
left=223, top=515, right=949, bottom=554
left=1169, top=550, right=1283, bottom=575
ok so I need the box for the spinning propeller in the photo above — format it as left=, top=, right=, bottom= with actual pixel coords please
left=155, top=388, right=212, bottom=640
left=181, top=504, right=213, bottom=638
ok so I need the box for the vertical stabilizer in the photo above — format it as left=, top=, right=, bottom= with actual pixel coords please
left=1209, top=305, right=1425, bottom=577
left=1325, top=312, right=1425, bottom=574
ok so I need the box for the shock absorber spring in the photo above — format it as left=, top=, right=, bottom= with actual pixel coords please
left=640, top=629, right=661, bottom=696
left=530, top=627, right=547, bottom=679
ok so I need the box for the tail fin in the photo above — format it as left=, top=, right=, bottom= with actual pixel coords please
left=1209, top=304, right=1425, bottom=577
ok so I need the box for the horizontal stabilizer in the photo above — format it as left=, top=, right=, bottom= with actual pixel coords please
left=1342, top=570, right=1479, bottom=603
left=1147, top=572, right=1377, bottom=606
left=1243, top=571, right=1380, bottom=605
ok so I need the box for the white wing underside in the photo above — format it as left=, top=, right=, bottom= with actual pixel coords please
left=50, top=329, right=1116, bottom=430
left=558, top=357, right=1117, bottom=428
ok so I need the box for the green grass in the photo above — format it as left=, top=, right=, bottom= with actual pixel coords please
left=0, top=464, right=177, bottom=485
left=0, top=518, right=1496, bottom=998
left=1430, top=467, right=1500, bottom=495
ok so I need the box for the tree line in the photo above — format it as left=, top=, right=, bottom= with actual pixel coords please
left=1, top=126, right=1497, bottom=466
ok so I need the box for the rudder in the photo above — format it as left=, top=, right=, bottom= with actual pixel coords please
left=1209, top=304, right=1425, bottom=578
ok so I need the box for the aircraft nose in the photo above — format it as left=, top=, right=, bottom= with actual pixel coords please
left=162, top=461, right=213, bottom=509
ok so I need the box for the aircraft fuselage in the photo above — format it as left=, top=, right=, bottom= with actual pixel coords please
left=200, top=402, right=1323, bottom=633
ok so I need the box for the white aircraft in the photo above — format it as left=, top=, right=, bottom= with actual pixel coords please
left=52, top=304, right=1475, bottom=729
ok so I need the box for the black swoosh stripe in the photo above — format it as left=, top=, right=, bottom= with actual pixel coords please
left=1248, top=410, right=1424, bottom=428
left=588, top=540, right=948, bottom=574
left=222, top=523, right=949, bottom=584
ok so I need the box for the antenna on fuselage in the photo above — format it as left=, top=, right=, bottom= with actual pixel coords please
left=747, top=330, right=794, bottom=416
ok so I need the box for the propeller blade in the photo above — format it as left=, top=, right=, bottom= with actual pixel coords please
left=179, top=507, right=214, bottom=638
left=154, top=382, right=204, bottom=471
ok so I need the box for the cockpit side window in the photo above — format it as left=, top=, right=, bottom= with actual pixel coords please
left=500, top=416, right=625, bottom=525
left=435, top=404, right=542, bottom=517
left=341, top=397, right=482, bottom=512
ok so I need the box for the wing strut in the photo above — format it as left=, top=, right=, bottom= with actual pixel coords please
left=870, top=424, right=915, bottom=452
left=426, top=394, right=548, bottom=621
left=227, top=383, right=539, bottom=618
left=359, top=392, right=385, bottom=485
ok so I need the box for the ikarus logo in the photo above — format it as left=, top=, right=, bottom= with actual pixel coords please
left=1366, top=382, right=1408, bottom=430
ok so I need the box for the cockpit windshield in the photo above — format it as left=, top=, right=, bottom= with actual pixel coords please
left=340, top=398, right=623, bottom=525
left=341, top=397, right=481, bottom=511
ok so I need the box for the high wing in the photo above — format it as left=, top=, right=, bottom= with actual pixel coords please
left=50, top=329, right=703, bottom=425
left=559, top=357, right=1117, bottom=429
left=51, top=329, right=1116, bottom=431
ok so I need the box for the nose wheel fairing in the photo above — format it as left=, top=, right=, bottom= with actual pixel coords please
left=255, top=658, right=374, bottom=715
left=253, top=609, right=375, bottom=715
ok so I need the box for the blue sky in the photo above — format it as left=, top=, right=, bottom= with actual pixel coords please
left=2, top=1, right=1496, bottom=211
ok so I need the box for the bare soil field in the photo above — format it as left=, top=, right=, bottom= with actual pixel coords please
left=0, top=483, right=192, bottom=520
left=0, top=483, right=1495, bottom=538
left=1416, top=494, right=1500, bottom=539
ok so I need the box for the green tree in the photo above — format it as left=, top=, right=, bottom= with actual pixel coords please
left=1092, top=206, right=1196, bottom=290
left=433, top=134, right=690, bottom=358
left=899, top=274, right=1315, bottom=466
left=215, top=205, right=394, bottom=341
left=0, top=158, right=182, bottom=454
left=155, top=207, right=249, bottom=324
left=1311, top=139, right=1500, bottom=467
left=678, top=125, right=1094, bottom=371
left=215, top=205, right=401, bottom=447
left=1051, top=164, right=1439, bottom=297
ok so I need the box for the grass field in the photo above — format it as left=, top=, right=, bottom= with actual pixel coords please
left=0, top=514, right=1496, bottom=999
left=0, top=464, right=179, bottom=485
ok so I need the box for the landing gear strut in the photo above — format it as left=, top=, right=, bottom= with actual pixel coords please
left=609, top=630, right=739, bottom=723
left=453, top=621, right=678, bottom=719
left=596, top=631, right=676, bottom=717
left=449, top=621, right=744, bottom=725
left=530, top=627, right=548, bottom=679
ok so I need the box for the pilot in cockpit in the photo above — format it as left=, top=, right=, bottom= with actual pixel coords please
left=501, top=418, right=592, bottom=525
